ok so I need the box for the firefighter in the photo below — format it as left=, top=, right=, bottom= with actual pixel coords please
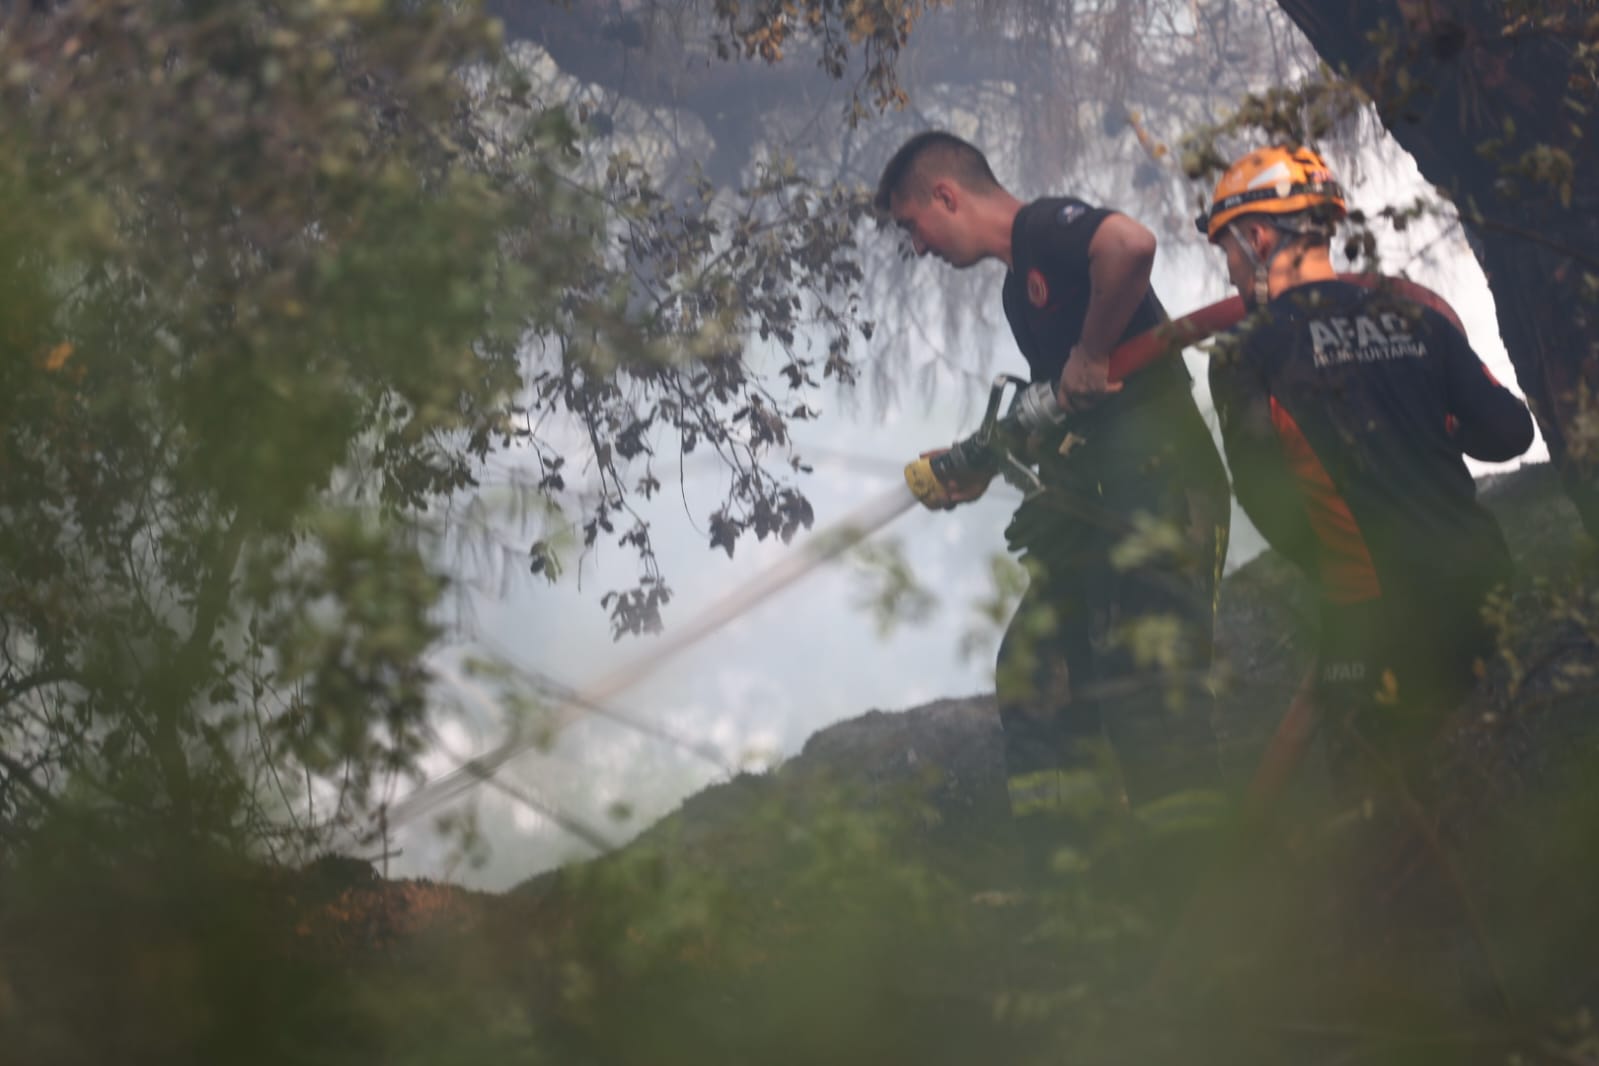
left=875, top=131, right=1231, bottom=844
left=1197, top=145, right=1535, bottom=797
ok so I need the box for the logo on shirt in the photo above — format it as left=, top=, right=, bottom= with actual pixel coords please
left=1321, top=660, right=1367, bottom=683
left=1308, top=312, right=1425, bottom=368
left=1026, top=268, right=1050, bottom=308
left=1057, top=203, right=1086, bottom=226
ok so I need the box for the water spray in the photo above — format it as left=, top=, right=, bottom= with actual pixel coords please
left=380, top=486, right=917, bottom=835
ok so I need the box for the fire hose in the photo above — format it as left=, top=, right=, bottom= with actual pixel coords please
left=903, top=272, right=1464, bottom=513
left=380, top=273, right=1462, bottom=841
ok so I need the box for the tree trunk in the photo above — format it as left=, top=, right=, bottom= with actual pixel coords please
left=1277, top=0, right=1599, bottom=536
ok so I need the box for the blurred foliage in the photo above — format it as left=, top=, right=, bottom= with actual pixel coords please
left=10, top=652, right=1596, bottom=1066
left=0, top=0, right=531, bottom=854
left=847, top=535, right=939, bottom=636
left=0, top=0, right=880, bottom=857
left=960, top=551, right=1030, bottom=664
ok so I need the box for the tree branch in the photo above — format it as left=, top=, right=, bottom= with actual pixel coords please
left=0, top=747, right=56, bottom=809
left=0, top=668, right=75, bottom=707
left=147, top=508, right=252, bottom=829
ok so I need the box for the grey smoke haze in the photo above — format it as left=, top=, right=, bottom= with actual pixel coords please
left=389, top=146, right=1544, bottom=890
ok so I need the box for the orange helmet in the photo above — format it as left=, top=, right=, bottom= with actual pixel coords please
left=1195, top=146, right=1347, bottom=242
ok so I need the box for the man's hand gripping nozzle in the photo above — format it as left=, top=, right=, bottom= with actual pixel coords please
left=901, top=292, right=1263, bottom=512
left=903, top=374, right=1066, bottom=509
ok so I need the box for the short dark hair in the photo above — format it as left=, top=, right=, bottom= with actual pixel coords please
left=874, top=131, right=1001, bottom=212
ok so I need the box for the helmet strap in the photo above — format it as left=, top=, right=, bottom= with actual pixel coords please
left=1230, top=216, right=1331, bottom=306
left=1226, top=220, right=1274, bottom=307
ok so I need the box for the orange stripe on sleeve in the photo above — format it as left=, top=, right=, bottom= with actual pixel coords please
left=1268, top=398, right=1382, bottom=605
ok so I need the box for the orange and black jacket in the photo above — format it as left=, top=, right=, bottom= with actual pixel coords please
left=1210, top=280, right=1534, bottom=612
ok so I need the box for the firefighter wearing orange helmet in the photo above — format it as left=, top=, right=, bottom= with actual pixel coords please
left=1196, top=145, right=1348, bottom=306
left=1198, top=145, right=1533, bottom=796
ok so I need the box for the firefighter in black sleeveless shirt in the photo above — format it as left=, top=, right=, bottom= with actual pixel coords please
left=876, top=132, right=1231, bottom=841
